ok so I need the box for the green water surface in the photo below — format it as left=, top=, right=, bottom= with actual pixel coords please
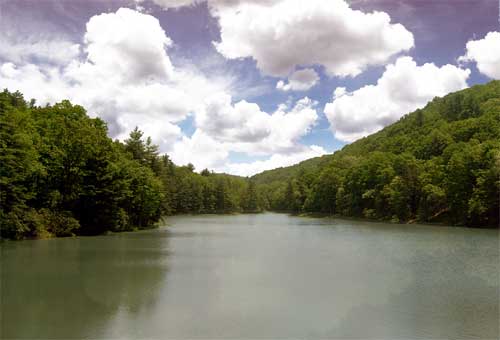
left=1, top=213, right=498, bottom=339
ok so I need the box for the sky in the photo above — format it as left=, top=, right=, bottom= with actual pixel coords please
left=0, top=0, right=499, bottom=176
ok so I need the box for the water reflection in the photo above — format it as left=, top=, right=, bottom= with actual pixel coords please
left=1, top=214, right=498, bottom=339
left=1, top=229, right=171, bottom=339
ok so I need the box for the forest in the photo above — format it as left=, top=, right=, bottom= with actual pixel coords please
left=255, top=80, right=500, bottom=227
left=0, top=90, right=263, bottom=239
left=1, top=81, right=499, bottom=239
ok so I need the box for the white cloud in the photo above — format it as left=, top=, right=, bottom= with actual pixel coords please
left=0, top=8, right=228, bottom=153
left=276, top=68, right=319, bottom=92
left=324, top=57, right=470, bottom=142
left=196, top=93, right=271, bottom=143
left=0, top=37, right=80, bottom=65
left=195, top=95, right=318, bottom=155
left=147, top=0, right=275, bottom=10
left=224, top=145, right=327, bottom=177
left=213, top=0, right=414, bottom=77
left=170, top=130, right=229, bottom=170
left=74, top=7, right=174, bottom=83
left=0, top=62, right=74, bottom=105
left=170, top=130, right=327, bottom=177
left=459, top=31, right=500, bottom=79
left=0, top=6, right=327, bottom=176
left=171, top=95, right=322, bottom=174
left=263, top=97, right=318, bottom=153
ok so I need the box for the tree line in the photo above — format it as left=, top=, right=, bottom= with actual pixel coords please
left=1, top=81, right=498, bottom=239
left=0, top=90, right=265, bottom=239
left=253, top=81, right=500, bottom=227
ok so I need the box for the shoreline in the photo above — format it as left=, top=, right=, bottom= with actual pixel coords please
left=2, top=210, right=497, bottom=242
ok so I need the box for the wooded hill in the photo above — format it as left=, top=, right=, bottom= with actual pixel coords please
left=1, top=81, right=498, bottom=239
left=252, top=80, right=500, bottom=227
left=0, top=91, right=261, bottom=239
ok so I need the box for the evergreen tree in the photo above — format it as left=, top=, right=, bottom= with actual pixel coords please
left=243, top=181, right=260, bottom=212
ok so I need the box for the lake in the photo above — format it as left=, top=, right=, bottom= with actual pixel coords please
left=1, top=213, right=498, bottom=339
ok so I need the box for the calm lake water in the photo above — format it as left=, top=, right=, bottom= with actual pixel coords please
left=1, top=213, right=498, bottom=339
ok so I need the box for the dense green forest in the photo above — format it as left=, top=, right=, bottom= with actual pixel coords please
left=253, top=81, right=500, bottom=227
left=1, top=81, right=499, bottom=239
left=0, top=90, right=264, bottom=239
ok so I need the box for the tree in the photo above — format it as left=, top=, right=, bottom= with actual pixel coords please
left=215, top=178, right=233, bottom=213
left=242, top=180, right=260, bottom=212
left=303, top=169, right=339, bottom=214
left=124, top=127, right=146, bottom=163
left=253, top=81, right=500, bottom=227
left=418, top=184, right=447, bottom=222
left=384, top=176, right=411, bottom=222
left=0, top=90, right=42, bottom=238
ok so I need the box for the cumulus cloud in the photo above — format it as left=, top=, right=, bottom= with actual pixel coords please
left=195, top=95, right=318, bottom=154
left=324, top=57, right=470, bottom=142
left=170, top=95, right=321, bottom=174
left=170, top=130, right=230, bottom=170
left=224, top=145, right=327, bottom=177
left=213, top=0, right=414, bottom=77
left=0, top=62, right=73, bottom=105
left=276, top=68, right=319, bottom=92
left=146, top=0, right=275, bottom=10
left=0, top=37, right=80, bottom=65
left=0, top=8, right=227, bottom=152
left=196, top=93, right=271, bottom=143
left=170, top=131, right=327, bottom=177
left=459, top=31, right=500, bottom=79
left=66, top=7, right=174, bottom=85
left=1, top=6, right=327, bottom=176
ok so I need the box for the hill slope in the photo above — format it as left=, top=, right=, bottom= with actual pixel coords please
left=1, top=81, right=498, bottom=240
left=0, top=91, right=255, bottom=239
left=252, top=80, right=500, bottom=227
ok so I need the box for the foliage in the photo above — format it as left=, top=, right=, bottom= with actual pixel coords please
left=0, top=90, right=256, bottom=239
left=1, top=81, right=498, bottom=239
left=251, top=81, right=500, bottom=227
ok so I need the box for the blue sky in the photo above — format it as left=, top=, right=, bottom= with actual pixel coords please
left=0, top=0, right=499, bottom=175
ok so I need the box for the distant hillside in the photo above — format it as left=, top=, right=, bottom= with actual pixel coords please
left=252, top=80, right=500, bottom=227
left=252, top=154, right=332, bottom=185
left=2, top=81, right=498, bottom=241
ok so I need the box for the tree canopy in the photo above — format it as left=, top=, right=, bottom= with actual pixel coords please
left=1, top=81, right=498, bottom=239
left=0, top=90, right=265, bottom=239
left=252, top=81, right=500, bottom=227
